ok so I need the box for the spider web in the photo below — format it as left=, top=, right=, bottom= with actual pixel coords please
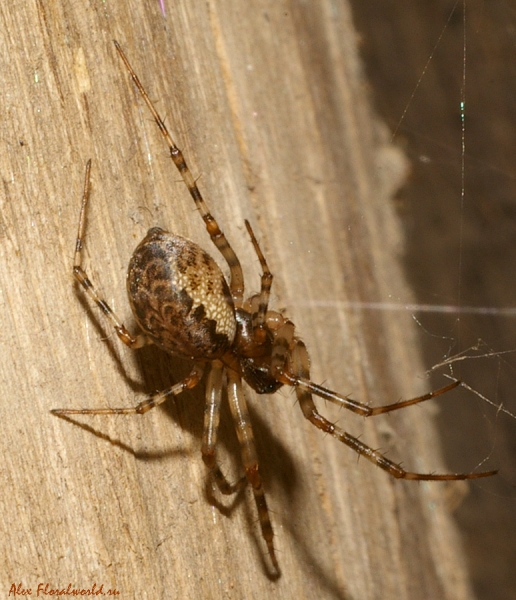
left=348, top=2, right=516, bottom=599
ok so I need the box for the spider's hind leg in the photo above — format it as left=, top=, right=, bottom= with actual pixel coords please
left=52, top=364, right=205, bottom=415
left=114, top=42, right=245, bottom=307
left=73, top=160, right=150, bottom=351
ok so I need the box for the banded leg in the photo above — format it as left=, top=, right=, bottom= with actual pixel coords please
left=287, top=375, right=463, bottom=418
left=226, top=368, right=279, bottom=573
left=289, top=339, right=497, bottom=481
left=244, top=220, right=273, bottom=340
left=269, top=321, right=496, bottom=479
left=52, top=363, right=204, bottom=415
left=269, top=319, right=296, bottom=383
left=74, top=160, right=149, bottom=349
left=202, top=361, right=246, bottom=494
left=114, top=41, right=245, bottom=307
left=268, top=316, right=466, bottom=419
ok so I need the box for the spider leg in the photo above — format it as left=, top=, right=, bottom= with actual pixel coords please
left=74, top=160, right=150, bottom=350
left=244, top=221, right=273, bottom=338
left=289, top=377, right=463, bottom=417
left=226, top=368, right=279, bottom=573
left=202, top=361, right=246, bottom=494
left=268, top=316, right=463, bottom=418
left=114, top=41, right=245, bottom=307
left=52, top=364, right=205, bottom=415
left=270, top=320, right=496, bottom=480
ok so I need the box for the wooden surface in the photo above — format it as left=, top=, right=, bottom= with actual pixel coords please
left=0, top=2, right=482, bottom=599
left=351, top=4, right=514, bottom=599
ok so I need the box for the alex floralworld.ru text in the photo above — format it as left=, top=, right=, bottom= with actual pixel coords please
left=9, top=582, right=119, bottom=596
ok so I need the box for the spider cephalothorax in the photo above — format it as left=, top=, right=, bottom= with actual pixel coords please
left=52, top=42, right=496, bottom=575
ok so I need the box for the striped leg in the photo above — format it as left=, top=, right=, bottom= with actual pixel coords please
left=202, top=361, right=246, bottom=494
left=52, top=363, right=204, bottom=415
left=226, top=368, right=279, bottom=574
left=243, top=220, right=273, bottom=337
left=74, top=160, right=149, bottom=350
left=289, top=339, right=496, bottom=481
left=266, top=321, right=496, bottom=480
left=114, top=42, right=245, bottom=307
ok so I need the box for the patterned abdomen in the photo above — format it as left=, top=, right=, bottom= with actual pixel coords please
left=127, top=227, right=236, bottom=360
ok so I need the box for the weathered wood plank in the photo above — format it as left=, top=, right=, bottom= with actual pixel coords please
left=0, top=2, right=476, bottom=598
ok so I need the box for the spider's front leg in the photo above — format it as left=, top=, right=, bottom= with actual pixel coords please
left=271, top=321, right=496, bottom=481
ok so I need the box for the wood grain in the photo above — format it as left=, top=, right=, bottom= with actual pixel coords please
left=0, top=1, right=478, bottom=598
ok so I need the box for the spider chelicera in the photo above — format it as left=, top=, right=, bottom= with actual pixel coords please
left=52, top=41, right=496, bottom=575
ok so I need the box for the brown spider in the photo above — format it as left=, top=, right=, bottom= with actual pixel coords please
left=52, top=41, right=496, bottom=575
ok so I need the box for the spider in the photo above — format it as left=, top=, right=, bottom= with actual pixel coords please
left=52, top=41, right=497, bottom=575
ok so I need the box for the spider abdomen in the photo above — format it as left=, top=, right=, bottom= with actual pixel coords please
left=127, top=227, right=236, bottom=360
